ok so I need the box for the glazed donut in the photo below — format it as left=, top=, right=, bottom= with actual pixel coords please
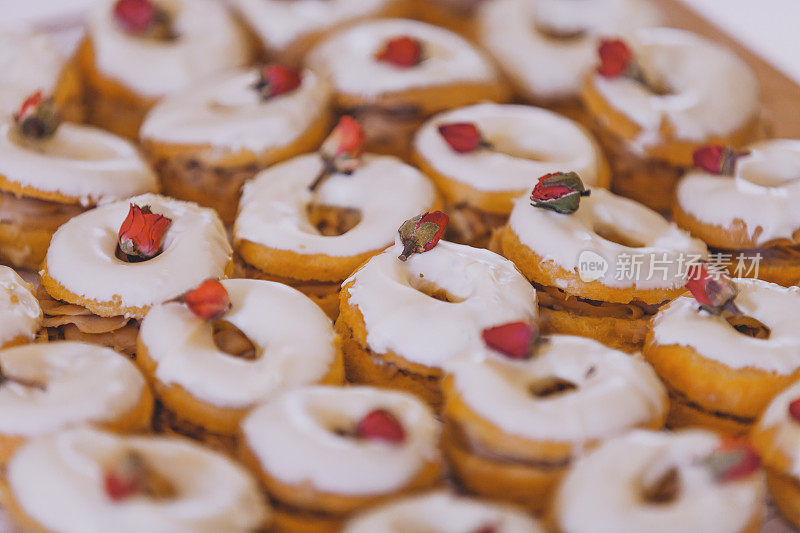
left=443, top=334, right=667, bottom=512
left=0, top=30, right=83, bottom=122
left=499, top=186, right=706, bottom=352
left=0, top=341, right=153, bottom=464
left=39, top=194, right=231, bottom=355
left=240, top=385, right=442, bottom=531
left=554, top=430, right=765, bottom=533
left=306, top=18, right=508, bottom=157
left=140, top=66, right=333, bottom=224
left=343, top=490, right=544, bottom=532
left=477, top=0, right=661, bottom=108
left=232, top=0, right=410, bottom=63
left=413, top=102, right=610, bottom=246
left=2, top=427, right=270, bottom=533
left=138, top=279, right=344, bottom=442
left=0, top=266, right=41, bottom=349
left=235, top=153, right=437, bottom=318
left=337, top=239, right=537, bottom=408
left=674, top=140, right=800, bottom=287
left=77, top=0, right=252, bottom=139
left=582, top=27, right=760, bottom=212
left=0, top=118, right=158, bottom=269
left=751, top=379, right=800, bottom=529
left=645, top=278, right=800, bottom=434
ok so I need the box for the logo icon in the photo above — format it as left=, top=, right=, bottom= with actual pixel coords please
left=577, top=249, right=608, bottom=282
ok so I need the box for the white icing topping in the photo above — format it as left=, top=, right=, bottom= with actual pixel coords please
left=139, top=279, right=338, bottom=409
left=677, top=139, right=800, bottom=246
left=651, top=278, right=800, bottom=374
left=0, top=121, right=157, bottom=206
left=507, top=187, right=707, bottom=290
left=87, top=0, right=250, bottom=98
left=241, top=385, right=440, bottom=495
left=755, top=380, right=800, bottom=477
left=414, top=103, right=604, bottom=193
left=477, top=0, right=662, bottom=100
left=0, top=266, right=40, bottom=348
left=344, top=240, right=538, bottom=368
left=140, top=68, right=331, bottom=153
left=592, top=27, right=759, bottom=145
left=7, top=427, right=268, bottom=533
left=344, top=490, right=544, bottom=533
left=235, top=154, right=436, bottom=258
left=306, top=18, right=498, bottom=97
left=45, top=194, right=232, bottom=314
left=233, top=0, right=394, bottom=52
left=450, top=335, right=666, bottom=442
left=555, top=430, right=764, bottom=533
left=0, top=30, right=63, bottom=117
left=0, top=342, right=146, bottom=436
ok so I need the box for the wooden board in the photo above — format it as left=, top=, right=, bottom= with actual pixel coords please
left=660, top=0, right=800, bottom=138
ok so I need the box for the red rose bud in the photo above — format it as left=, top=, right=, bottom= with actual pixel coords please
left=13, top=90, right=60, bottom=139
left=118, top=204, right=172, bottom=260
left=398, top=211, right=449, bottom=261
left=356, top=409, right=406, bottom=443
left=321, top=115, right=365, bottom=172
left=104, top=451, right=175, bottom=501
left=376, top=36, right=423, bottom=68
left=685, top=263, right=738, bottom=314
left=113, top=0, right=156, bottom=34
left=597, top=38, right=633, bottom=78
left=183, top=279, right=230, bottom=320
left=482, top=321, right=538, bottom=360
left=692, top=145, right=746, bottom=175
left=530, top=172, right=590, bottom=214
left=789, top=398, right=800, bottom=422
left=309, top=115, right=366, bottom=191
left=253, top=64, right=302, bottom=100
left=437, top=122, right=490, bottom=154
left=706, top=439, right=761, bottom=483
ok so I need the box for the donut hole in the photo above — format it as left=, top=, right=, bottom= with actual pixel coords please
left=594, top=223, right=646, bottom=248
left=212, top=320, right=260, bottom=360
left=407, top=274, right=466, bottom=303
left=725, top=314, right=771, bottom=340
left=305, top=203, right=362, bottom=236
left=528, top=376, right=578, bottom=398
left=534, top=22, right=587, bottom=41
left=640, top=466, right=680, bottom=505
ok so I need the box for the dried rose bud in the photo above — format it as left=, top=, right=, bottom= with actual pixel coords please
left=13, top=90, right=60, bottom=139
left=375, top=36, right=423, bottom=68
left=104, top=450, right=175, bottom=501
left=356, top=409, right=406, bottom=443
left=183, top=279, right=230, bottom=320
left=253, top=64, right=302, bottom=100
left=113, top=0, right=174, bottom=40
left=308, top=116, right=366, bottom=191
left=530, top=172, right=590, bottom=214
left=398, top=211, right=449, bottom=261
left=597, top=38, right=633, bottom=78
left=788, top=398, right=800, bottom=422
left=437, top=122, right=491, bottom=154
left=113, top=0, right=156, bottom=33
left=685, top=263, right=738, bottom=314
left=482, top=321, right=538, bottom=360
left=692, top=145, right=746, bottom=175
left=118, top=204, right=172, bottom=260
left=706, top=438, right=761, bottom=483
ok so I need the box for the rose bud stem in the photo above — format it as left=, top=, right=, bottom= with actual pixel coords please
left=397, top=211, right=449, bottom=261
left=705, top=438, right=761, bottom=483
